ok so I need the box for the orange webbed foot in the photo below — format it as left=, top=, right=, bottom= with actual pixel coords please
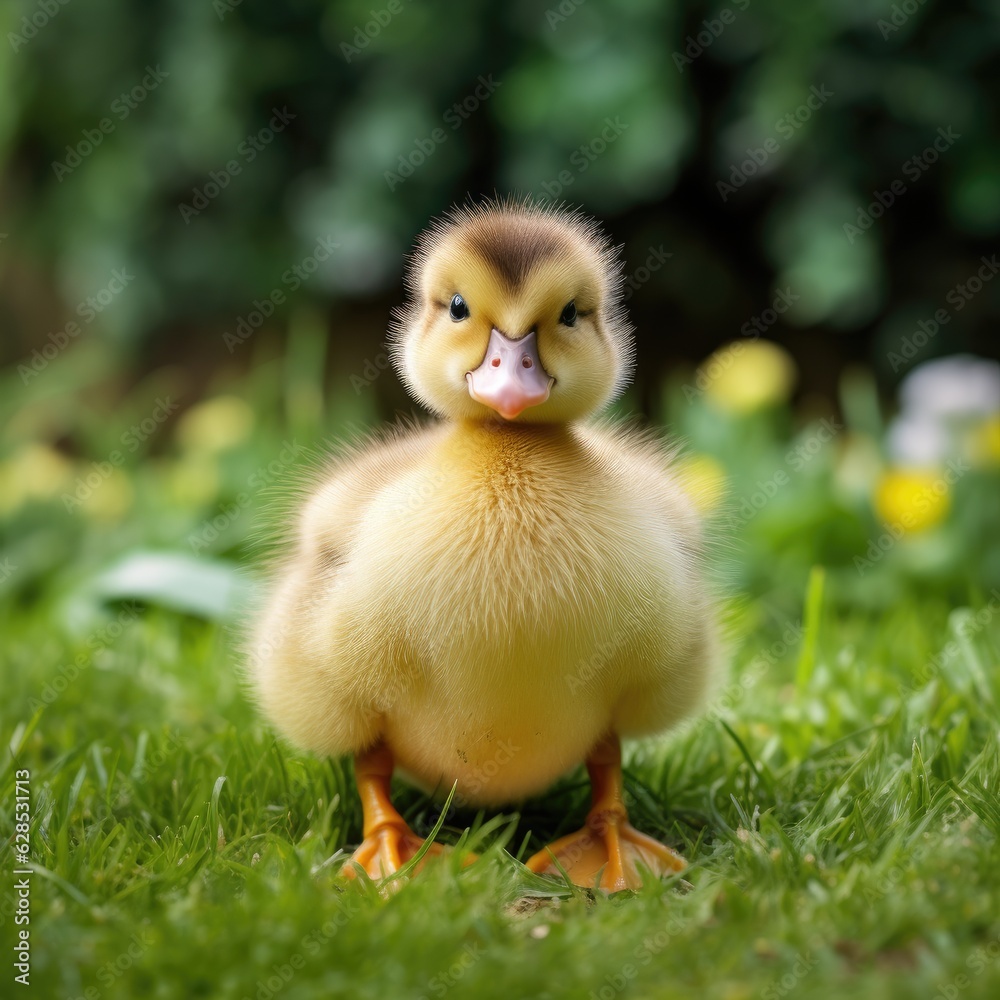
left=524, top=811, right=685, bottom=891
left=524, top=733, right=686, bottom=892
left=343, top=742, right=477, bottom=884
left=342, top=820, right=449, bottom=880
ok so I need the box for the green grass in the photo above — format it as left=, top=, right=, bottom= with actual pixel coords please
left=1, top=340, right=999, bottom=999
left=4, top=588, right=999, bottom=999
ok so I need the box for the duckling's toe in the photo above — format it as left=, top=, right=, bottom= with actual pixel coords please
left=342, top=822, right=446, bottom=881
left=525, top=814, right=685, bottom=892
left=342, top=822, right=478, bottom=882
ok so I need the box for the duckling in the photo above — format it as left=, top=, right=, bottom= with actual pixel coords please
left=252, top=199, right=718, bottom=891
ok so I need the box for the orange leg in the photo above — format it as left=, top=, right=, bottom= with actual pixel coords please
left=524, top=733, right=685, bottom=891
left=342, top=742, right=455, bottom=880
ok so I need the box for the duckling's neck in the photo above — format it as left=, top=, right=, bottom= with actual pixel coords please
left=442, top=419, right=588, bottom=510
left=450, top=419, right=580, bottom=454
left=454, top=418, right=572, bottom=439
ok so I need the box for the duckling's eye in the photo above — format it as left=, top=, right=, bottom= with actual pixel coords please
left=559, top=300, right=577, bottom=327
left=449, top=294, right=470, bottom=322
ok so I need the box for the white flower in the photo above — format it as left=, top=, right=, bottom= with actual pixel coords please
left=888, top=354, right=1000, bottom=467
left=898, top=354, right=1000, bottom=421
left=885, top=414, right=951, bottom=466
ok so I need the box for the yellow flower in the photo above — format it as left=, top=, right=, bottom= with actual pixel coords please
left=874, top=468, right=950, bottom=533
left=80, top=468, right=134, bottom=521
left=166, top=456, right=220, bottom=507
left=175, top=396, right=254, bottom=454
left=0, top=444, right=73, bottom=516
left=700, top=340, right=797, bottom=413
left=676, top=453, right=727, bottom=512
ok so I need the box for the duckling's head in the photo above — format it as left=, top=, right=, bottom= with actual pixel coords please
left=390, top=200, right=634, bottom=423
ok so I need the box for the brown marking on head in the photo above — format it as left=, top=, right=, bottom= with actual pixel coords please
left=465, top=216, right=568, bottom=291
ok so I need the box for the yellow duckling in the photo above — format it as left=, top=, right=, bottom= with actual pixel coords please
left=252, top=199, right=718, bottom=890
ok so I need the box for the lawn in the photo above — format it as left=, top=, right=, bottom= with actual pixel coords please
left=1, top=334, right=998, bottom=1000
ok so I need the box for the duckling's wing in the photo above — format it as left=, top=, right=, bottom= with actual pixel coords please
left=248, top=419, right=447, bottom=758
left=575, top=417, right=720, bottom=735
left=295, top=419, right=450, bottom=566
left=575, top=417, right=705, bottom=551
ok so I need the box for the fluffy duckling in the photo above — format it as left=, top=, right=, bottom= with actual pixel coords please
left=252, top=199, right=717, bottom=890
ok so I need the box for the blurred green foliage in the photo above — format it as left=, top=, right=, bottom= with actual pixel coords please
left=1, top=0, right=998, bottom=403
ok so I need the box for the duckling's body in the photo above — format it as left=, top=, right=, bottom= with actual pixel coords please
left=258, top=420, right=711, bottom=806
left=254, top=199, right=717, bottom=889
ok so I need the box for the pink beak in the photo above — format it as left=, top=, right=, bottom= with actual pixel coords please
left=466, top=328, right=554, bottom=420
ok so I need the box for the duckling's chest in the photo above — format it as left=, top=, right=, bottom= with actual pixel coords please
left=350, top=426, right=672, bottom=656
